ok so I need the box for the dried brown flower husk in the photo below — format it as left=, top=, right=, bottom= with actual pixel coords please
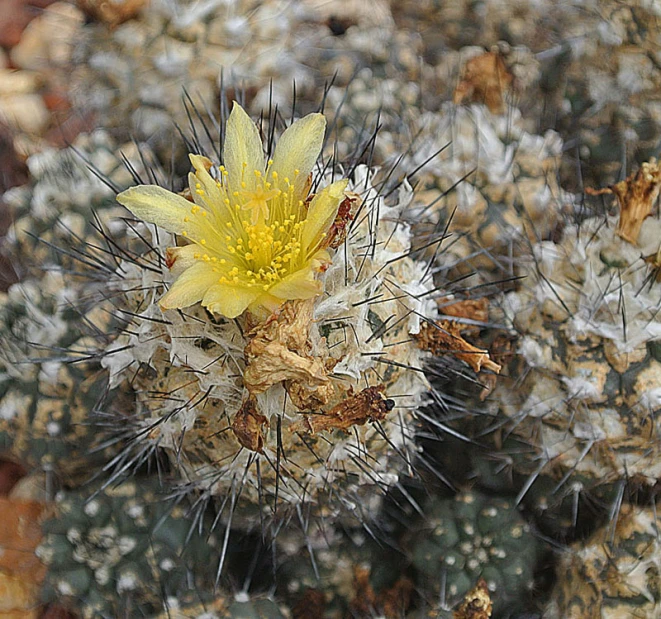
left=586, top=158, right=661, bottom=245
left=416, top=320, right=501, bottom=374
left=291, top=385, right=393, bottom=434
left=454, top=578, right=493, bottom=619
left=453, top=51, right=513, bottom=114
left=243, top=299, right=331, bottom=396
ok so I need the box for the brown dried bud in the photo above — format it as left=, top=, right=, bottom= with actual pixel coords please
left=231, top=397, right=268, bottom=453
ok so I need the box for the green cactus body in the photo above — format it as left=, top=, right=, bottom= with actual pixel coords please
left=37, top=478, right=222, bottom=617
left=0, top=132, right=161, bottom=478
left=546, top=504, right=661, bottom=618
left=278, top=527, right=411, bottom=618
left=410, top=491, right=539, bottom=616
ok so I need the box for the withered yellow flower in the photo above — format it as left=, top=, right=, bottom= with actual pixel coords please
left=117, top=103, right=347, bottom=318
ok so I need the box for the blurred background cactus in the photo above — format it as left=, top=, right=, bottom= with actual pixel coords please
left=408, top=491, right=541, bottom=616
left=37, top=478, right=223, bottom=616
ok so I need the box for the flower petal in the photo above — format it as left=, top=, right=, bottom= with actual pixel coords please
left=159, top=262, right=219, bottom=310
left=117, top=185, right=206, bottom=239
left=222, top=102, right=264, bottom=196
left=165, top=244, right=199, bottom=275
left=270, top=113, right=326, bottom=199
left=310, top=248, right=331, bottom=271
left=202, top=284, right=262, bottom=319
left=188, top=154, right=233, bottom=219
left=302, top=179, right=348, bottom=252
left=268, top=266, right=323, bottom=300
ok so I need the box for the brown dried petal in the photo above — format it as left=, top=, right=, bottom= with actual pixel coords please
left=77, top=0, right=148, bottom=27
left=586, top=158, right=661, bottom=245
left=453, top=51, right=513, bottom=114
left=243, top=299, right=330, bottom=395
left=416, top=321, right=501, bottom=374
left=231, top=398, right=268, bottom=453
left=437, top=297, right=489, bottom=323
left=322, top=193, right=359, bottom=250
left=291, top=385, right=393, bottom=434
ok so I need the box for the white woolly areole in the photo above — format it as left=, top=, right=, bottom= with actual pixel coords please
left=104, top=165, right=436, bottom=520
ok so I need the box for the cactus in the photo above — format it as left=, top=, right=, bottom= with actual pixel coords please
left=102, top=150, right=438, bottom=526
left=0, top=130, right=158, bottom=480
left=0, top=271, right=122, bottom=483
left=37, top=478, right=224, bottom=618
left=485, top=197, right=661, bottom=523
left=546, top=503, right=661, bottom=618
left=278, top=526, right=412, bottom=618
left=2, top=130, right=156, bottom=278
left=7, top=1, right=661, bottom=616
left=408, top=490, right=541, bottom=616
left=408, top=102, right=568, bottom=281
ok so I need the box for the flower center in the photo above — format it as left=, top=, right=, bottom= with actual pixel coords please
left=186, top=165, right=308, bottom=292
left=216, top=216, right=303, bottom=290
left=239, top=174, right=280, bottom=225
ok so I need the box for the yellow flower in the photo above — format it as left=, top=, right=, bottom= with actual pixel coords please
left=117, top=103, right=348, bottom=319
